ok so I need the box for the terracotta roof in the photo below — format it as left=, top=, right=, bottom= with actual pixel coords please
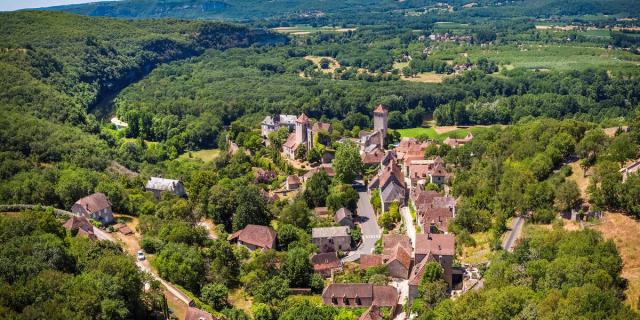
left=409, top=252, right=437, bottom=285
left=228, top=224, right=276, bottom=249
left=311, top=252, right=341, bottom=271
left=118, top=225, right=134, bottom=235
left=335, top=207, right=352, bottom=222
left=185, top=307, right=216, bottom=320
left=373, top=104, right=387, bottom=114
left=283, top=133, right=297, bottom=149
left=314, top=207, right=330, bottom=217
left=378, top=160, right=405, bottom=190
left=296, top=113, right=310, bottom=124
left=372, top=285, right=399, bottom=306
left=419, top=207, right=453, bottom=232
left=382, top=234, right=412, bottom=256
left=63, top=216, right=97, bottom=241
left=362, top=148, right=385, bottom=165
left=411, top=190, right=440, bottom=208
left=387, top=244, right=412, bottom=270
left=359, top=305, right=384, bottom=320
left=303, top=164, right=335, bottom=179
left=360, top=254, right=385, bottom=269
left=287, top=175, right=300, bottom=185
left=73, top=192, right=111, bottom=214
left=415, top=233, right=455, bottom=256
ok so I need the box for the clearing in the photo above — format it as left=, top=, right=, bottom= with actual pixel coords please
left=272, top=25, right=356, bottom=35
left=229, top=288, right=253, bottom=315
left=392, top=62, right=447, bottom=83
left=396, top=125, right=491, bottom=142
left=459, top=232, right=492, bottom=265
left=567, top=160, right=591, bottom=200
left=304, top=55, right=341, bottom=73
left=178, top=148, right=220, bottom=162
left=594, top=212, right=640, bottom=310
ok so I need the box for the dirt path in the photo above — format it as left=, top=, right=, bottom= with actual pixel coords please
left=594, top=212, right=640, bottom=310
left=567, top=161, right=590, bottom=200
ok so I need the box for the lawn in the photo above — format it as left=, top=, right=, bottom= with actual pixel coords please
left=460, top=232, right=493, bottom=265
left=178, top=148, right=220, bottom=162
left=396, top=126, right=490, bottom=142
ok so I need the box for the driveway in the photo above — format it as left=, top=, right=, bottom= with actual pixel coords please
left=343, top=182, right=381, bottom=262
left=400, top=206, right=416, bottom=249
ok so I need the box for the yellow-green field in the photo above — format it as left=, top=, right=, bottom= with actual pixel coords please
left=396, top=126, right=491, bottom=142
left=178, top=148, right=220, bottom=162
left=271, top=25, right=356, bottom=35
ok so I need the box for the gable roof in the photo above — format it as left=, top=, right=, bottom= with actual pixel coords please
left=303, top=164, right=335, bottom=179
left=335, top=208, right=352, bottom=222
left=287, top=175, right=300, bottom=185
left=296, top=113, right=310, bottom=124
left=63, top=216, right=97, bottom=240
left=145, top=177, right=182, bottom=192
left=359, top=305, right=384, bottom=320
left=409, top=252, right=437, bottom=286
left=382, top=234, right=412, bottom=256
left=312, top=226, right=350, bottom=238
left=419, top=207, right=453, bottom=232
left=372, top=285, right=399, bottom=306
left=311, top=252, right=342, bottom=271
left=387, top=244, right=412, bottom=270
left=380, top=183, right=405, bottom=204
left=415, top=233, right=455, bottom=256
left=379, top=160, right=405, bottom=190
left=228, top=224, right=276, bottom=249
left=322, top=284, right=398, bottom=307
left=362, top=148, right=385, bottom=165
left=73, top=193, right=111, bottom=213
left=360, top=254, right=385, bottom=270
left=283, top=133, right=297, bottom=149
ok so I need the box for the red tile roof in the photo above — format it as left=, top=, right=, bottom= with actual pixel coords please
left=185, top=307, right=217, bottom=320
left=311, top=252, right=341, bottom=272
left=322, top=284, right=398, bottom=307
left=372, top=285, right=399, bottom=306
left=382, top=234, right=412, bottom=256
left=361, top=148, right=385, bottom=165
left=409, top=252, right=437, bottom=285
left=74, top=192, right=111, bottom=214
left=419, top=207, right=453, bottom=232
left=283, top=133, right=297, bottom=149
left=360, top=254, right=385, bottom=269
left=228, top=224, right=276, bottom=249
left=359, top=305, right=384, bottom=320
left=387, top=244, right=412, bottom=270
left=287, top=175, right=300, bottom=185
left=379, top=160, right=405, bottom=189
left=415, top=233, right=455, bottom=256
left=296, top=113, right=310, bottom=124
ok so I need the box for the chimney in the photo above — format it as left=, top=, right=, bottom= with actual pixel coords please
left=427, top=233, right=432, bottom=240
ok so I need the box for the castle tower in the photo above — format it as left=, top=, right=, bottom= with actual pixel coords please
left=373, top=104, right=388, bottom=138
left=295, top=113, right=310, bottom=144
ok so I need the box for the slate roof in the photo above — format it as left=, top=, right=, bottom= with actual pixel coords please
left=415, top=233, right=455, bottom=256
left=228, top=224, right=276, bottom=249
left=145, top=177, right=182, bottom=192
left=73, top=192, right=111, bottom=214
left=360, top=254, right=385, bottom=269
left=381, top=183, right=405, bottom=204
left=312, top=226, right=350, bottom=238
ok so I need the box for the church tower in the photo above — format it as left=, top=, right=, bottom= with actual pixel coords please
left=373, top=104, right=388, bottom=138
left=295, top=113, right=310, bottom=145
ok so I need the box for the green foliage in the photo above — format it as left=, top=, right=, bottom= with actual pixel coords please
left=154, top=242, right=205, bottom=293
left=326, top=183, right=359, bottom=212
left=253, top=276, right=289, bottom=305
left=303, top=171, right=332, bottom=208
left=232, top=185, right=270, bottom=231
left=554, top=180, right=581, bottom=212
left=279, top=199, right=312, bottom=231
left=201, top=283, right=229, bottom=311
left=281, top=247, right=314, bottom=288
left=333, top=141, right=363, bottom=184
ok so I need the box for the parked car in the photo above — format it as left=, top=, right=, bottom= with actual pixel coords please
left=137, top=250, right=145, bottom=261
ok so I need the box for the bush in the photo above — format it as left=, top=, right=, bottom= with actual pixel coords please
left=530, top=208, right=556, bottom=224
left=141, top=236, right=164, bottom=254
left=201, top=283, right=229, bottom=311
left=310, top=273, right=325, bottom=294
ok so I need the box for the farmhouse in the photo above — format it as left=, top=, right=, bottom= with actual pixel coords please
left=145, top=177, right=186, bottom=200
left=228, top=224, right=276, bottom=251
left=406, top=157, right=449, bottom=187
left=71, top=192, right=114, bottom=224
left=322, top=283, right=398, bottom=308
left=312, top=226, right=351, bottom=253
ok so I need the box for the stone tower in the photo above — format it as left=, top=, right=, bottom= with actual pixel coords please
left=295, top=113, right=310, bottom=145
left=373, top=104, right=388, bottom=138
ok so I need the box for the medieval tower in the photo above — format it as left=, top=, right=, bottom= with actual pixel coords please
left=373, top=104, right=388, bottom=138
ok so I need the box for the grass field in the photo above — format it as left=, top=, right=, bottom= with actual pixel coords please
left=305, top=55, right=341, bottom=73
left=594, top=213, right=640, bottom=310
left=271, top=25, right=356, bottom=35
left=396, top=126, right=491, bottom=142
left=460, top=232, right=493, bottom=265
left=178, top=148, right=220, bottom=162
left=430, top=44, right=640, bottom=75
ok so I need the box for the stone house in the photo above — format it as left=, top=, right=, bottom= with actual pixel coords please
left=322, top=283, right=398, bottom=309
left=413, top=233, right=455, bottom=293
left=228, top=224, right=276, bottom=251
left=145, top=177, right=186, bottom=200
left=71, top=192, right=114, bottom=225
left=312, top=226, right=351, bottom=253
left=334, top=207, right=354, bottom=228
left=311, top=252, right=342, bottom=278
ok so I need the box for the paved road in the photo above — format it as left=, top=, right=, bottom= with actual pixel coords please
left=400, top=206, right=416, bottom=249
left=502, top=216, right=524, bottom=252
left=343, top=184, right=381, bottom=262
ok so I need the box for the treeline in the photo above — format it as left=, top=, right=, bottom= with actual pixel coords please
left=434, top=69, right=640, bottom=125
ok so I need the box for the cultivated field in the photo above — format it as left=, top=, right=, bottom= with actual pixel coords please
left=594, top=213, right=640, bottom=310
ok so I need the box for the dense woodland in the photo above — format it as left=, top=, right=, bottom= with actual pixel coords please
left=1, top=2, right=640, bottom=319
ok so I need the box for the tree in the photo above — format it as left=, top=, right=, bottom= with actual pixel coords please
left=277, top=224, right=308, bottom=251
left=208, top=185, right=238, bottom=231
left=54, top=168, right=98, bottom=207
left=281, top=247, right=313, bottom=288
left=154, top=243, right=205, bottom=293
left=201, top=283, right=228, bottom=310
left=326, top=184, right=359, bottom=212
left=279, top=199, right=312, bottom=230
left=333, top=141, right=363, bottom=184
left=232, top=186, right=269, bottom=231
left=303, top=171, right=331, bottom=207
left=207, top=240, right=240, bottom=287
left=555, top=180, right=581, bottom=212
left=295, top=144, right=307, bottom=160
left=253, top=276, right=289, bottom=305
left=252, top=303, right=277, bottom=320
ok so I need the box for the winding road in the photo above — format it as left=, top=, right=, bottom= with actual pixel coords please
left=502, top=216, right=524, bottom=252
left=342, top=182, right=382, bottom=262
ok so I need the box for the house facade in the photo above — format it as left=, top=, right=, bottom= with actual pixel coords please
left=228, top=224, right=277, bottom=251
left=71, top=192, right=114, bottom=225
left=312, top=226, right=351, bottom=253
left=145, top=177, right=186, bottom=200
left=261, top=114, right=297, bottom=137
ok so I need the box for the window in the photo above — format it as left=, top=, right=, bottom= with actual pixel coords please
left=331, top=297, right=337, bottom=305
left=343, top=297, right=349, bottom=305
left=355, top=297, right=361, bottom=305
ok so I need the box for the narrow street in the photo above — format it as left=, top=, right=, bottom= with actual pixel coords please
left=400, top=206, right=416, bottom=249
left=502, top=216, right=524, bottom=252
left=343, top=182, right=382, bottom=262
